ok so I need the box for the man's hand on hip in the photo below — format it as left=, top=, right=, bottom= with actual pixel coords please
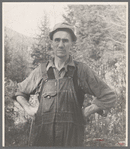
left=83, top=104, right=101, bottom=118
left=16, top=96, right=39, bottom=116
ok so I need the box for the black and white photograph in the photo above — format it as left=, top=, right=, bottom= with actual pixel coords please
left=3, top=2, right=128, bottom=147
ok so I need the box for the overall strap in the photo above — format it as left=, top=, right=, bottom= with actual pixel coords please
left=64, top=61, right=85, bottom=108
left=36, top=62, right=48, bottom=101
left=40, top=62, right=48, bottom=80
left=37, top=62, right=56, bottom=101
left=47, top=67, right=55, bottom=79
left=73, top=61, right=85, bottom=108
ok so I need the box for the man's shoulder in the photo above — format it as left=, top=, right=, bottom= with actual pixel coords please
left=73, top=60, right=95, bottom=79
left=74, top=60, right=90, bottom=70
left=39, top=61, right=49, bottom=68
left=30, top=62, right=48, bottom=76
left=36, top=62, right=49, bottom=74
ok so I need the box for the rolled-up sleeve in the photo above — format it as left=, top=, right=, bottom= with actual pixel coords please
left=15, top=64, right=43, bottom=100
left=78, top=62, right=116, bottom=110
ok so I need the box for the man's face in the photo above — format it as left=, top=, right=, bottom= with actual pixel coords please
left=52, top=30, right=73, bottom=59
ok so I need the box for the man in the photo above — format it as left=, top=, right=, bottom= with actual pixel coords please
left=15, top=22, right=116, bottom=146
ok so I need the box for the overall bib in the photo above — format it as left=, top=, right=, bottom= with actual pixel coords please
left=33, top=66, right=85, bottom=147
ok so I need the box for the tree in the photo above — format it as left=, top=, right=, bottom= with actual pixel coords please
left=31, top=14, right=52, bottom=67
left=63, top=5, right=126, bottom=76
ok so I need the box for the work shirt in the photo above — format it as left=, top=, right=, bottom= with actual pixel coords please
left=15, top=55, right=116, bottom=110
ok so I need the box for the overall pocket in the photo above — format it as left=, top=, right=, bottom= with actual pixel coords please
left=42, top=91, right=57, bottom=112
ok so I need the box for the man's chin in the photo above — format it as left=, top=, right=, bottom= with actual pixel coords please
left=56, top=54, right=67, bottom=58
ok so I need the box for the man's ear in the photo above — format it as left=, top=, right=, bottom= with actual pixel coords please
left=51, top=41, right=53, bottom=49
left=70, top=42, right=74, bottom=51
left=71, top=42, right=74, bottom=48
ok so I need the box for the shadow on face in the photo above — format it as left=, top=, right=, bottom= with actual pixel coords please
left=51, top=30, right=73, bottom=59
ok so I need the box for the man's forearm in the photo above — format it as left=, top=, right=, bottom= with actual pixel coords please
left=16, top=96, right=39, bottom=116
left=16, top=96, right=30, bottom=110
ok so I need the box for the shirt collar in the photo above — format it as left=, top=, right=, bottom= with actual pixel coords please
left=46, top=55, right=75, bottom=72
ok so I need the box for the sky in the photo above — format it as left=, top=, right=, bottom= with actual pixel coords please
left=3, top=2, right=127, bottom=37
left=3, top=2, right=68, bottom=37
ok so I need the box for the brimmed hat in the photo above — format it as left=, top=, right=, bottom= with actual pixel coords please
left=49, top=22, right=77, bottom=42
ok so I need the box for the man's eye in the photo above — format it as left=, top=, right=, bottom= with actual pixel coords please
left=62, top=39, right=69, bottom=43
left=54, top=38, right=60, bottom=42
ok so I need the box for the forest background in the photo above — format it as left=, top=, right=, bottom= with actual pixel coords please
left=4, top=4, right=127, bottom=147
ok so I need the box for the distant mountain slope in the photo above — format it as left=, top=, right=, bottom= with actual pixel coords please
left=4, top=27, right=37, bottom=63
left=4, top=27, right=36, bottom=51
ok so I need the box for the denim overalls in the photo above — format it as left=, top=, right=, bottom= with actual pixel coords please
left=33, top=66, right=85, bottom=146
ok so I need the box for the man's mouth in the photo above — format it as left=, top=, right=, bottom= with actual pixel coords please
left=57, top=50, right=65, bottom=53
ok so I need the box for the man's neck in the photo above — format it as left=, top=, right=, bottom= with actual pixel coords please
left=54, top=55, right=69, bottom=71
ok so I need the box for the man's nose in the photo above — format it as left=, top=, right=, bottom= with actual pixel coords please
left=58, top=40, right=64, bottom=48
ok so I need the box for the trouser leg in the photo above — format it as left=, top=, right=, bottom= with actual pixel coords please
left=33, top=123, right=54, bottom=146
left=33, top=122, right=84, bottom=147
left=54, top=122, right=84, bottom=147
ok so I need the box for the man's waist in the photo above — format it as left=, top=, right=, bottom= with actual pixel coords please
left=35, top=112, right=84, bottom=125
